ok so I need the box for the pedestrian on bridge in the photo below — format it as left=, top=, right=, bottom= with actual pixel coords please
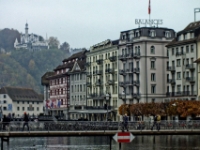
left=22, top=112, right=29, bottom=131
left=122, top=113, right=129, bottom=132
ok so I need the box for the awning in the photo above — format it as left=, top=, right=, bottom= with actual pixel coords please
left=69, top=110, right=113, bottom=114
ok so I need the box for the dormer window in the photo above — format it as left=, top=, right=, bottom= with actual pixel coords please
left=149, top=30, right=156, bottom=37
left=165, top=31, right=171, bottom=38
left=57, top=70, right=59, bottom=74
left=135, top=30, right=140, bottom=37
left=122, top=34, right=126, bottom=40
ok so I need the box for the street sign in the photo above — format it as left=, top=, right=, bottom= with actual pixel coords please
left=113, top=132, right=135, bottom=143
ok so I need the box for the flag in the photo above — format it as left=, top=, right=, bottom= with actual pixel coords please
left=148, top=0, right=151, bottom=14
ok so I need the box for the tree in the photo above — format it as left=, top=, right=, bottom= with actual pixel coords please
left=48, top=37, right=60, bottom=49
left=60, top=42, right=70, bottom=54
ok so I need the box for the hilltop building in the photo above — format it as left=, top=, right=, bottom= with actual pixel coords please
left=118, top=27, right=175, bottom=114
left=0, top=86, right=43, bottom=117
left=14, top=23, right=49, bottom=51
left=167, top=21, right=200, bottom=100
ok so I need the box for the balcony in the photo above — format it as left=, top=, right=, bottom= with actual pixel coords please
left=109, top=56, right=116, bottom=62
left=132, top=93, right=141, bottom=99
left=169, top=79, right=176, bottom=85
left=167, top=66, right=176, bottom=72
left=176, top=51, right=184, bottom=57
left=85, top=62, right=91, bottom=66
left=133, top=80, right=140, bottom=86
left=108, top=80, right=114, bottom=85
left=119, top=82, right=126, bottom=87
left=126, top=53, right=133, bottom=58
left=95, top=81, right=101, bottom=86
left=133, top=68, right=140, bottom=74
left=119, top=69, right=126, bottom=76
left=125, top=81, right=133, bottom=86
left=118, top=55, right=127, bottom=61
left=185, top=64, right=195, bottom=70
left=105, top=68, right=114, bottom=74
left=90, top=93, right=105, bottom=100
left=86, top=82, right=91, bottom=87
left=186, top=77, right=195, bottom=83
left=86, top=72, right=92, bottom=77
left=133, top=53, right=140, bottom=59
left=96, top=59, right=103, bottom=65
left=126, top=69, right=133, bottom=74
left=96, top=70, right=102, bottom=75
left=166, top=91, right=197, bottom=97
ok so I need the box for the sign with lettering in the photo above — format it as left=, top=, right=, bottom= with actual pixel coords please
left=135, top=19, right=163, bottom=26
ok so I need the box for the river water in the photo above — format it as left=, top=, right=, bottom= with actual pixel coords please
left=4, top=135, right=200, bottom=150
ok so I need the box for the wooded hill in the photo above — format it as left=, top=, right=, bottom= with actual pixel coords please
left=0, top=49, right=69, bottom=94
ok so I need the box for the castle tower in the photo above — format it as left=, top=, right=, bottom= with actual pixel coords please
left=25, top=22, right=28, bottom=35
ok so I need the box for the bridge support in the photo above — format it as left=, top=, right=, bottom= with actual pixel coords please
left=1, top=137, right=9, bottom=150
left=109, top=136, right=112, bottom=150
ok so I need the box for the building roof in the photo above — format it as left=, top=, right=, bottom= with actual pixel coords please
left=167, top=21, right=200, bottom=47
left=62, top=49, right=87, bottom=62
left=41, top=71, right=55, bottom=85
left=0, top=87, right=43, bottom=101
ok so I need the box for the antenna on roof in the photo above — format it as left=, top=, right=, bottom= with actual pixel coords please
left=194, top=8, right=200, bottom=22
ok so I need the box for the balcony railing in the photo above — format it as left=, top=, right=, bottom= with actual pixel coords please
left=105, top=68, right=114, bottom=74
left=132, top=93, right=141, bottom=99
left=96, top=59, right=103, bottom=65
left=133, top=52, right=140, bottom=59
left=166, top=91, right=197, bottom=97
left=126, top=69, right=133, bottom=73
left=109, top=56, right=116, bottom=62
left=125, top=81, right=133, bottom=86
left=107, top=80, right=114, bottom=85
left=133, top=68, right=140, bottom=74
left=90, top=93, right=105, bottom=100
left=119, top=82, right=126, bottom=87
left=176, top=51, right=184, bottom=57
left=169, top=79, right=176, bottom=84
left=133, top=80, right=140, bottom=86
left=118, top=55, right=127, bottom=61
left=167, top=66, right=176, bottom=72
left=86, top=82, right=91, bottom=87
left=95, top=81, right=101, bottom=86
left=96, top=70, right=102, bottom=75
left=84, top=106, right=112, bottom=110
left=185, top=64, right=195, bottom=70
left=119, top=69, right=126, bottom=76
left=186, top=77, right=195, bottom=83
left=86, top=72, right=92, bottom=77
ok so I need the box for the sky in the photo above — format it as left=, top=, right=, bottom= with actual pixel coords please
left=0, top=0, right=200, bottom=49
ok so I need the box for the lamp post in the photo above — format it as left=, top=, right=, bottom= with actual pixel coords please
left=121, top=91, right=126, bottom=116
left=105, top=93, right=111, bottom=121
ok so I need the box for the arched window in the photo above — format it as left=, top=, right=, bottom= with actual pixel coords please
left=150, top=46, right=155, bottom=54
left=138, top=46, right=140, bottom=54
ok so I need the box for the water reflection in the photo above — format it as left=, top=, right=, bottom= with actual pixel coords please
left=4, top=135, right=200, bottom=150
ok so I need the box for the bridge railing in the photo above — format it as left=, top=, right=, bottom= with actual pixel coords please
left=0, top=120, right=200, bottom=132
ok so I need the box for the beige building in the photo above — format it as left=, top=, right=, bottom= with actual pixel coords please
left=86, top=39, right=119, bottom=121
left=167, top=21, right=200, bottom=100
left=0, top=86, right=43, bottom=117
left=118, top=27, right=175, bottom=118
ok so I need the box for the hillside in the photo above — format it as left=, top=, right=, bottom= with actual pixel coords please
left=0, top=28, right=20, bottom=51
left=0, top=49, right=69, bottom=93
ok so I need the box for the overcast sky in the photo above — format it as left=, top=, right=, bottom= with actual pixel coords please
left=0, top=0, right=200, bottom=49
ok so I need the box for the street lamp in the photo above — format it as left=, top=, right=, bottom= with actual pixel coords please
left=105, top=93, right=111, bottom=121
left=121, top=91, right=126, bottom=115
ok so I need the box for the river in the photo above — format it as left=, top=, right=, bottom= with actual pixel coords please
left=3, top=135, right=200, bottom=150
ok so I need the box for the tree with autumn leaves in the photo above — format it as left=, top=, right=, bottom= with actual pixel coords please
left=118, top=100, right=200, bottom=118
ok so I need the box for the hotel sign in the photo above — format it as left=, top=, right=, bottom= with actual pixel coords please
left=135, top=19, right=163, bottom=26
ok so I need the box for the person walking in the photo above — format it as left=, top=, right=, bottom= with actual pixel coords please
left=22, top=112, right=29, bottom=131
left=151, top=115, right=158, bottom=131
left=122, top=113, right=129, bottom=132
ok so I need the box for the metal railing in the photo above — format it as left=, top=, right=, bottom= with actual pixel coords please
left=1, top=120, right=200, bottom=132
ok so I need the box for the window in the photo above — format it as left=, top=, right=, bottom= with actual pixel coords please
left=37, top=102, right=39, bottom=104
left=22, top=107, right=24, bottom=111
left=17, top=101, right=19, bottom=104
left=191, top=45, right=194, bottom=52
left=151, top=85, right=156, bottom=93
left=165, top=31, right=171, bottom=38
left=3, top=107, right=7, bottom=110
left=149, top=30, right=156, bottom=37
left=3, top=95, right=6, bottom=98
left=150, top=46, right=155, bottom=54
left=27, top=101, right=29, bottom=104
left=177, top=72, right=181, bottom=79
left=172, top=48, right=174, bottom=55
left=177, top=85, right=181, bottom=92
left=186, top=46, right=189, bottom=53
left=22, top=101, right=24, bottom=104
left=3, top=100, right=6, bottom=104
left=151, top=61, right=155, bottom=69
left=177, top=59, right=181, bottom=67
left=151, top=99, right=155, bottom=103
left=17, top=107, right=20, bottom=111
left=151, top=73, right=155, bottom=81
left=37, top=107, right=39, bottom=111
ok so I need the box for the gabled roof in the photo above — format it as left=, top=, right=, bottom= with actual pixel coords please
left=41, top=71, right=55, bottom=85
left=62, top=49, right=87, bottom=62
left=0, top=87, right=43, bottom=101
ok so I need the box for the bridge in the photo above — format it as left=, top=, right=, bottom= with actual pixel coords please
left=1, top=120, right=200, bottom=149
